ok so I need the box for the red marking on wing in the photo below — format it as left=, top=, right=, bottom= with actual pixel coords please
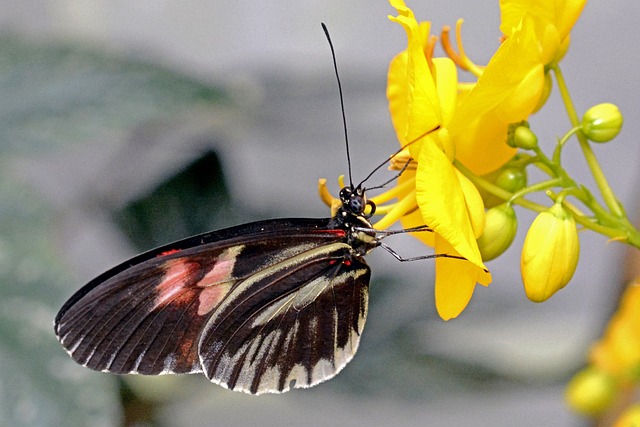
left=153, top=248, right=240, bottom=317
left=155, top=259, right=197, bottom=308
left=343, top=259, right=352, bottom=266
left=158, top=248, right=181, bottom=257
left=321, top=229, right=346, bottom=237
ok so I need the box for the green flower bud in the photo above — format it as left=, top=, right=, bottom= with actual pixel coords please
left=581, top=103, right=623, bottom=143
left=506, top=122, right=526, bottom=148
left=479, top=165, right=528, bottom=209
left=477, top=204, right=518, bottom=261
left=494, top=167, right=527, bottom=194
left=565, top=367, right=617, bottom=417
left=512, top=125, right=538, bottom=149
left=521, top=202, right=580, bottom=302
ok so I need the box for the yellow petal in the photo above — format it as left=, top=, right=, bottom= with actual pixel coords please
left=536, top=19, right=561, bottom=65
left=493, top=62, right=545, bottom=123
left=449, top=15, right=543, bottom=136
left=415, top=139, right=486, bottom=270
left=499, top=0, right=586, bottom=41
left=429, top=127, right=455, bottom=163
left=432, top=57, right=458, bottom=126
left=455, top=168, right=486, bottom=239
left=401, top=213, right=436, bottom=247
left=387, top=50, right=410, bottom=146
left=453, top=112, right=517, bottom=175
left=434, top=235, right=491, bottom=320
left=500, top=0, right=552, bottom=36
left=555, top=0, right=587, bottom=41
left=388, top=4, right=442, bottom=143
left=448, top=16, right=542, bottom=176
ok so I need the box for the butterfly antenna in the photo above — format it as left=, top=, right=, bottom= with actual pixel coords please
left=322, top=23, right=354, bottom=189
left=357, top=126, right=440, bottom=189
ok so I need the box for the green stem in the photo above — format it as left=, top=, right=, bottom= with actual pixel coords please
left=454, top=160, right=547, bottom=213
left=456, top=160, right=640, bottom=247
left=553, top=126, right=581, bottom=165
left=551, top=63, right=624, bottom=218
left=547, top=189, right=640, bottom=247
left=509, top=178, right=563, bottom=205
left=573, top=213, right=629, bottom=240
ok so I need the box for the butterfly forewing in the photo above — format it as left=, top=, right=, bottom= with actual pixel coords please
left=54, top=218, right=371, bottom=394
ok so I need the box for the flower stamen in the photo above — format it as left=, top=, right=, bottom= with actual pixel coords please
left=425, top=34, right=438, bottom=71
left=369, top=175, right=415, bottom=205
left=373, top=188, right=419, bottom=230
left=318, top=178, right=344, bottom=217
left=388, top=148, right=415, bottom=171
left=440, top=19, right=484, bottom=77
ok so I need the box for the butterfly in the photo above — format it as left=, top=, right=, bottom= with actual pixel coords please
left=53, top=24, right=460, bottom=395
left=55, top=185, right=382, bottom=394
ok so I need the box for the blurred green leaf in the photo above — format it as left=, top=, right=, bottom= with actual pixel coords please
left=114, top=151, right=234, bottom=249
left=0, top=36, right=226, bottom=426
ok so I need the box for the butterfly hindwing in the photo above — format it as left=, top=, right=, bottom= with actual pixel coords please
left=54, top=218, right=371, bottom=393
left=198, top=242, right=370, bottom=394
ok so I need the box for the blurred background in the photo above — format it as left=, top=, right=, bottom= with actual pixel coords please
left=2, top=1, right=639, bottom=426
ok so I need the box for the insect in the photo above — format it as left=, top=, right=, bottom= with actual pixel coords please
left=54, top=24, right=461, bottom=395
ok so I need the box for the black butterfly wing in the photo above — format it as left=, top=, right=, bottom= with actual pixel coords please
left=54, top=218, right=370, bottom=394
left=198, top=238, right=369, bottom=394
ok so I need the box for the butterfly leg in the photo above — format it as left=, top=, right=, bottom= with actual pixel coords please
left=378, top=242, right=467, bottom=263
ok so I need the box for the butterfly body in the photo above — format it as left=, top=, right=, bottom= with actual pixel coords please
left=55, top=187, right=379, bottom=394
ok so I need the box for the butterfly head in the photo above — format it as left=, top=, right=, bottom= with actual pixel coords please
left=338, top=184, right=376, bottom=222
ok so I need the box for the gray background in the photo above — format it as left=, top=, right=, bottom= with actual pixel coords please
left=2, top=1, right=639, bottom=426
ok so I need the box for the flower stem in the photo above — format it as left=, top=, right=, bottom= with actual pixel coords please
left=551, top=63, right=624, bottom=218
left=553, top=126, right=581, bottom=164
left=454, top=160, right=547, bottom=212
left=509, top=178, right=563, bottom=205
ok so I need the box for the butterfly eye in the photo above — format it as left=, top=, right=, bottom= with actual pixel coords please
left=348, top=194, right=365, bottom=214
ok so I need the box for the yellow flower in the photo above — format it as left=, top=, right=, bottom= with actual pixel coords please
left=589, top=282, right=640, bottom=381
left=565, top=367, right=618, bottom=417
left=448, top=14, right=546, bottom=175
left=566, top=282, right=640, bottom=418
left=448, top=0, right=586, bottom=174
left=521, top=201, right=580, bottom=302
left=384, top=0, right=491, bottom=320
left=322, top=0, right=587, bottom=320
left=614, top=404, right=640, bottom=427
left=499, top=0, right=587, bottom=63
